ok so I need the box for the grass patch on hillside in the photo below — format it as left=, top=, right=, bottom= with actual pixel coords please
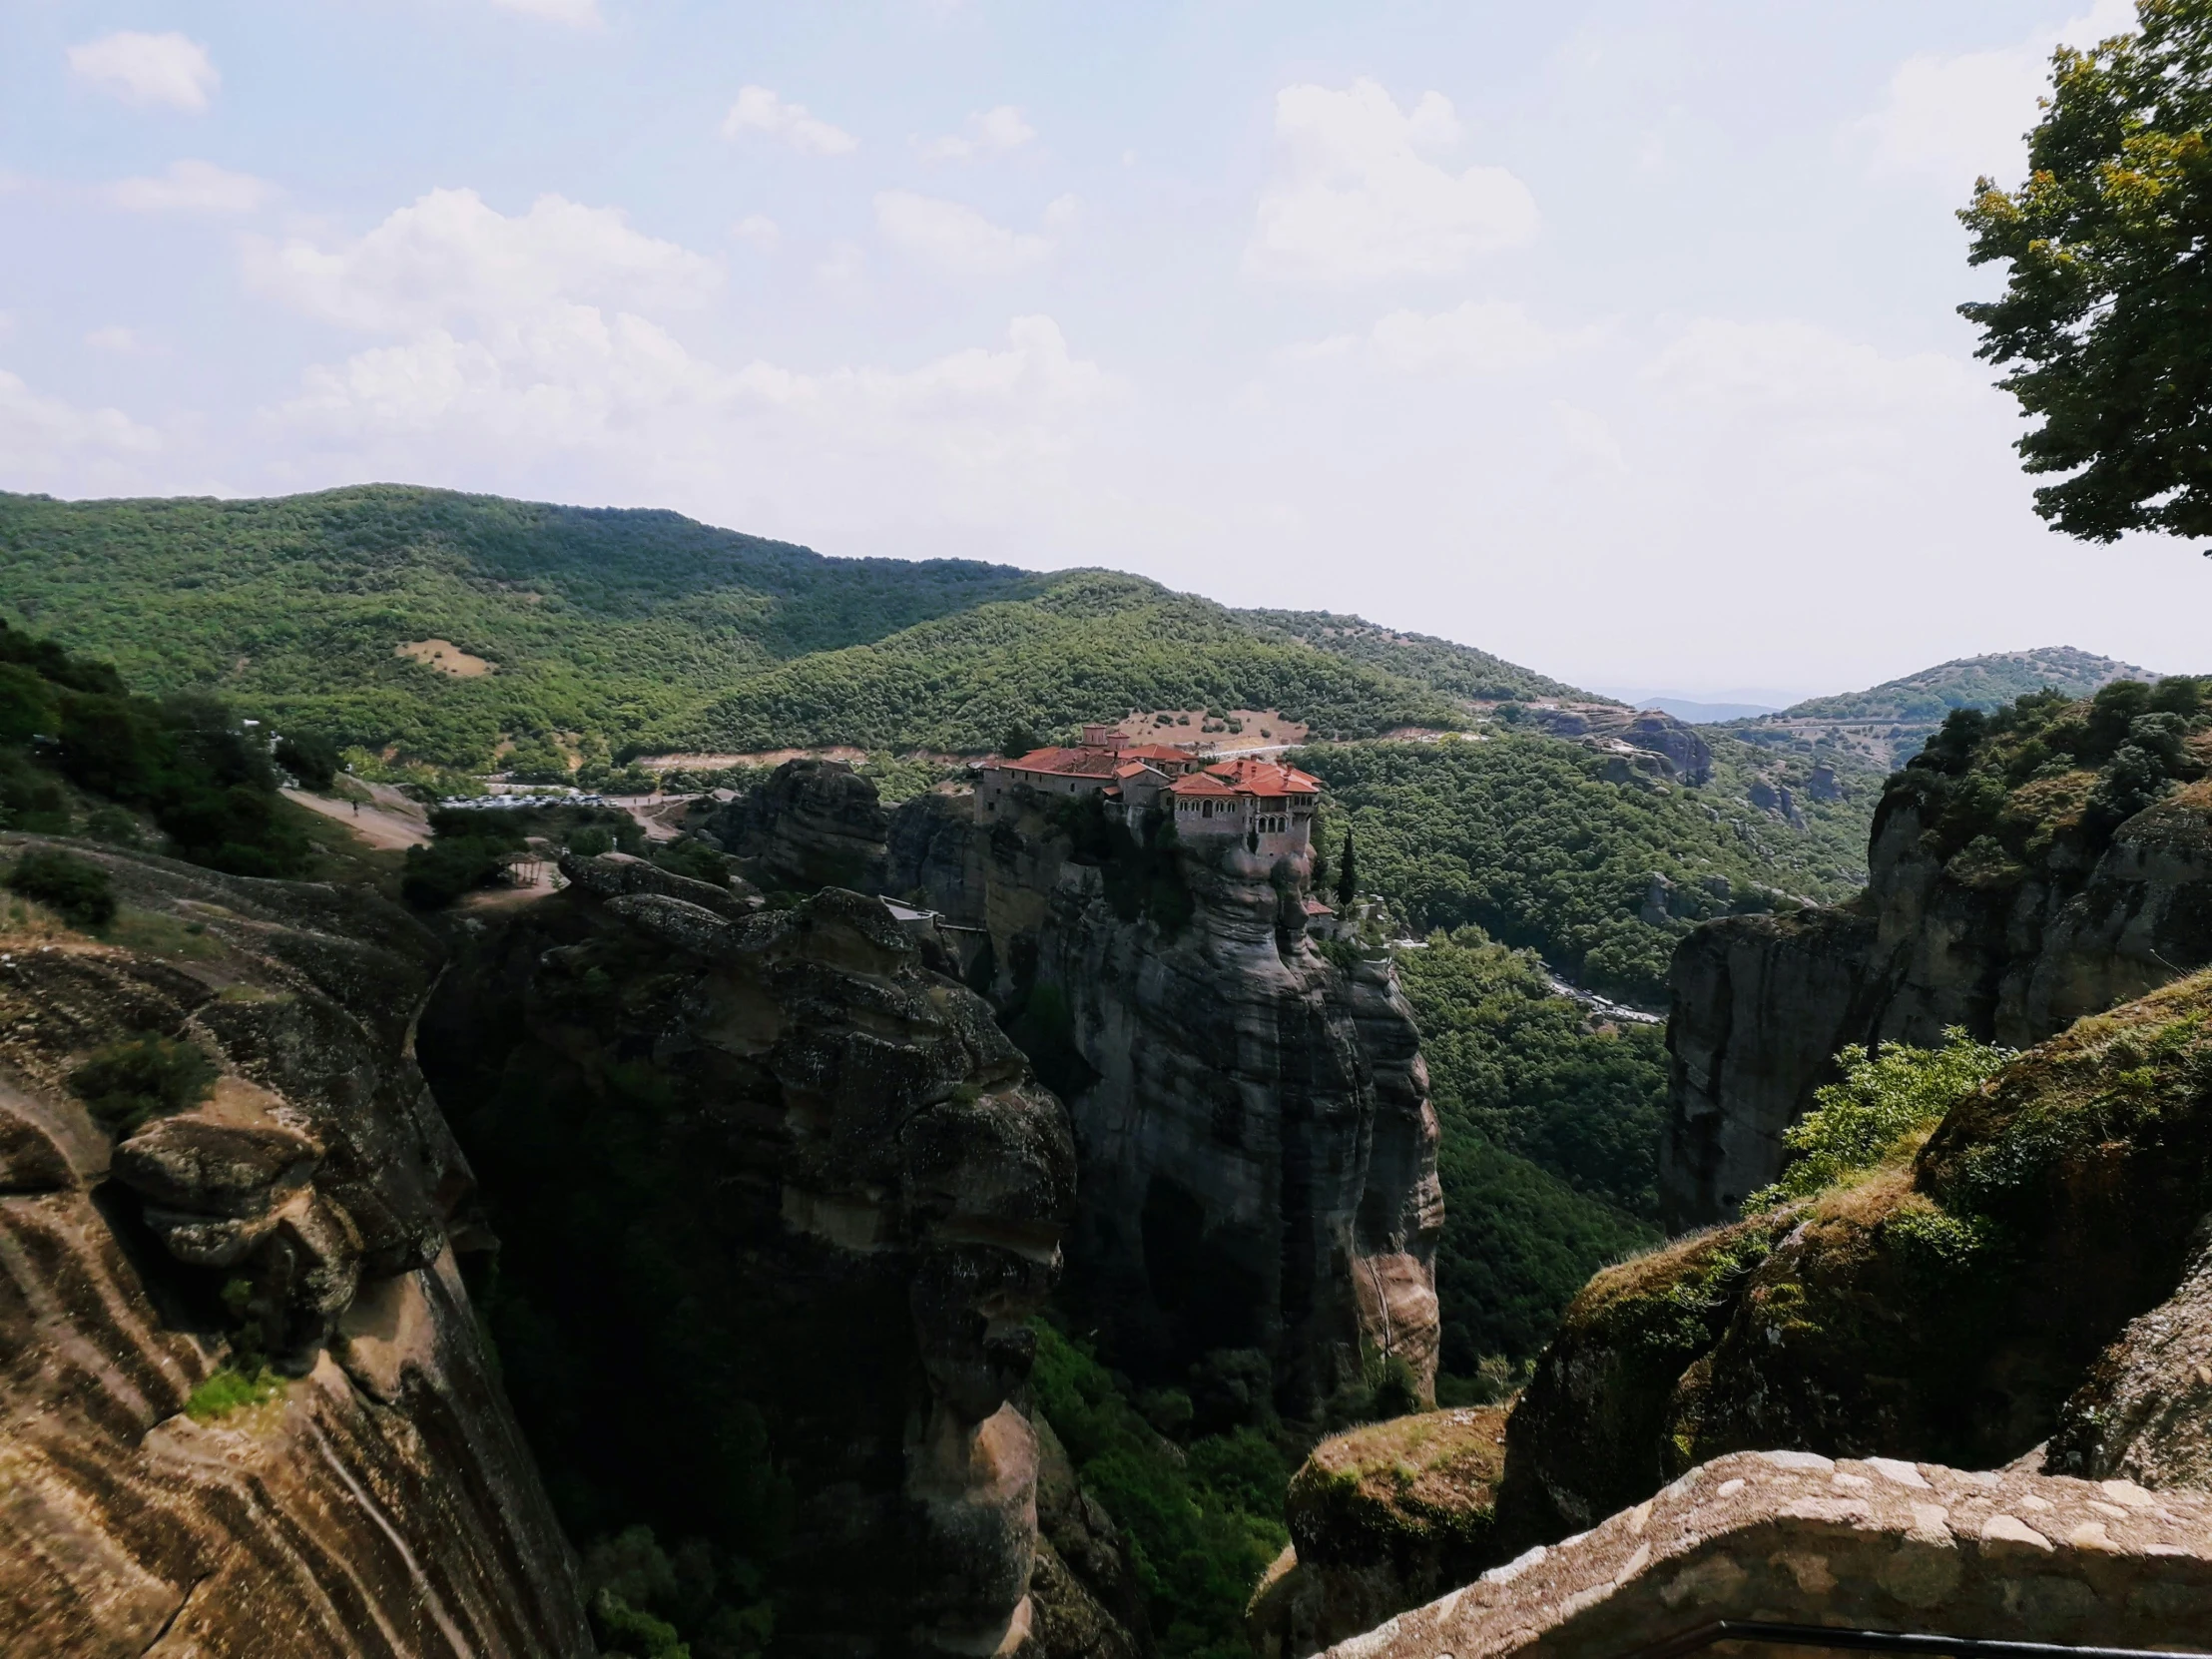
left=184, top=1366, right=283, bottom=1422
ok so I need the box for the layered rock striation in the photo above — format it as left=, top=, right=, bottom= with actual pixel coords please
left=419, top=857, right=1081, bottom=1655
left=892, top=777, right=1442, bottom=1417
left=722, top=757, right=1443, bottom=1423
left=0, top=837, right=590, bottom=1657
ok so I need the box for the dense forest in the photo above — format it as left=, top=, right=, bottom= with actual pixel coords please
left=0, top=487, right=1581, bottom=767
left=1304, top=734, right=1876, bottom=1005
left=1394, top=932, right=1662, bottom=1372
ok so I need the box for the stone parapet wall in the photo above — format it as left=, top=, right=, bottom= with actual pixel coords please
left=1323, top=1449, right=2212, bottom=1659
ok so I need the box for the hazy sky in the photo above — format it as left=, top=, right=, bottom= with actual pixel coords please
left=2, top=0, right=2197, bottom=699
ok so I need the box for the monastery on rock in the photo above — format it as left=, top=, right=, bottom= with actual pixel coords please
left=977, top=724, right=1321, bottom=855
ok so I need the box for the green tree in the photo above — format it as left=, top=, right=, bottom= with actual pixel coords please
left=1959, top=0, right=2212, bottom=541
left=998, top=720, right=1041, bottom=758
left=1336, top=827, right=1358, bottom=908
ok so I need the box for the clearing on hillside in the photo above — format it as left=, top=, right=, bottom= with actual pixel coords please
left=395, top=639, right=495, bottom=677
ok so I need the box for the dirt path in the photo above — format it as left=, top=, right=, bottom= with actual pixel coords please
left=283, top=789, right=430, bottom=850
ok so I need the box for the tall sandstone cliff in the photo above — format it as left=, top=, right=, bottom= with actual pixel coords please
left=727, top=763, right=1442, bottom=1419
left=0, top=837, right=592, bottom=1657
left=1662, top=765, right=2212, bottom=1229
left=898, top=782, right=1440, bottom=1416
left=418, top=854, right=1087, bottom=1656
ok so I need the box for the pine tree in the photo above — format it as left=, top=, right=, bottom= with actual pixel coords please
left=1337, top=828, right=1358, bottom=908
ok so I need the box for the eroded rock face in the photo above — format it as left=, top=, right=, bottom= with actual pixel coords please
left=1526, top=707, right=1712, bottom=788
left=1660, top=781, right=2212, bottom=1229
left=1324, top=1450, right=2212, bottom=1659
left=2046, top=1217, right=2212, bottom=1490
left=420, top=861, right=1077, bottom=1655
left=929, top=786, right=1440, bottom=1416
left=0, top=838, right=590, bottom=1657
left=709, top=757, right=891, bottom=892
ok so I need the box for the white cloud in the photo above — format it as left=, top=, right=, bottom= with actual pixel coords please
left=1246, top=79, right=1538, bottom=281
left=245, top=188, right=721, bottom=333
left=1643, top=317, right=1980, bottom=419
left=1285, top=301, right=1604, bottom=375
left=921, top=106, right=1036, bottom=161
left=67, top=31, right=219, bottom=114
left=732, top=214, right=781, bottom=250
left=85, top=325, right=145, bottom=353
left=720, top=87, right=857, bottom=156
left=1856, top=0, right=2136, bottom=185
left=105, top=160, right=274, bottom=216
left=1550, top=399, right=1624, bottom=469
left=817, top=241, right=865, bottom=288
left=875, top=191, right=1073, bottom=276
left=487, top=0, right=602, bottom=23
left=0, top=370, right=162, bottom=478
left=255, top=187, right=1109, bottom=537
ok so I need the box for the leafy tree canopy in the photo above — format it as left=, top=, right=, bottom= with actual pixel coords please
left=1960, top=0, right=2212, bottom=541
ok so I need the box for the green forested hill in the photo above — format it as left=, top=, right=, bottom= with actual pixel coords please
left=0, top=486, right=1575, bottom=764
left=1771, top=647, right=2162, bottom=723
left=1239, top=610, right=1592, bottom=705
left=1306, top=733, right=1878, bottom=1005
left=1725, top=647, right=2172, bottom=769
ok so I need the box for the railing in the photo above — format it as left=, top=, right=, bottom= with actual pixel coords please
left=1625, top=1621, right=2207, bottom=1659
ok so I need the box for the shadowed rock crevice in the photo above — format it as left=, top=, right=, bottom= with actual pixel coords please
left=419, top=857, right=1079, bottom=1655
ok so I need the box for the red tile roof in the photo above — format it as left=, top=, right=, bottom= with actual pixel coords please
left=1200, top=758, right=1321, bottom=796
left=1170, top=773, right=1240, bottom=798
left=1120, top=743, right=1200, bottom=766
left=1002, top=747, right=1125, bottom=778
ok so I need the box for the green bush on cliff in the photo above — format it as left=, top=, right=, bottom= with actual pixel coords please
left=183, top=1366, right=283, bottom=1422
left=1746, top=1029, right=2014, bottom=1212
left=1892, top=678, right=2210, bottom=874
left=1029, top=1321, right=1288, bottom=1659
left=6, top=848, right=117, bottom=928
left=69, top=1033, right=218, bottom=1133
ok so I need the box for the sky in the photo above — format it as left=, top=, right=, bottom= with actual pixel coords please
left=1, top=0, right=2198, bottom=701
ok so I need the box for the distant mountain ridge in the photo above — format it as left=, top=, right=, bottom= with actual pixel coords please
left=1725, top=647, right=2172, bottom=770
left=0, top=485, right=1589, bottom=768
left=1773, top=647, right=2164, bottom=723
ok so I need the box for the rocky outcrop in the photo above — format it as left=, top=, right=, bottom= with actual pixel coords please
left=1322, top=1450, right=2212, bottom=1659
left=0, top=837, right=590, bottom=1657
left=1507, top=970, right=2212, bottom=1547
left=1248, top=1406, right=1506, bottom=1659
left=1028, top=1415, right=1150, bottom=1659
left=2045, top=1216, right=2212, bottom=1490
left=707, top=757, right=890, bottom=891
left=1527, top=707, right=1712, bottom=788
left=936, top=784, right=1441, bottom=1417
left=1661, top=776, right=2212, bottom=1229
left=419, top=862, right=1078, bottom=1655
